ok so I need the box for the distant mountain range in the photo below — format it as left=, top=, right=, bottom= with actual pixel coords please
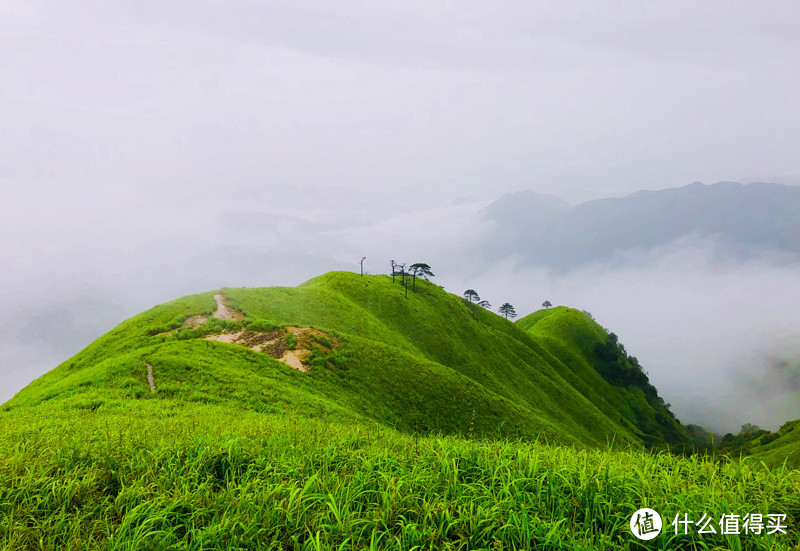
left=483, top=181, right=800, bottom=269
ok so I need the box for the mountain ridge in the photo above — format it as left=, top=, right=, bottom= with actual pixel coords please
left=4, top=271, right=686, bottom=449
left=483, top=180, right=800, bottom=269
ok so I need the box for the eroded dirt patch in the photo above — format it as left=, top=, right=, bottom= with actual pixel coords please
left=280, top=349, right=311, bottom=371
left=213, top=294, right=245, bottom=321
left=205, top=329, right=283, bottom=350
left=155, top=314, right=209, bottom=336
left=287, top=326, right=328, bottom=339
left=204, top=326, right=333, bottom=372
left=183, top=315, right=208, bottom=328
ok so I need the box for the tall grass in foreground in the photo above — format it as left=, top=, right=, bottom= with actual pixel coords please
left=1, top=403, right=798, bottom=550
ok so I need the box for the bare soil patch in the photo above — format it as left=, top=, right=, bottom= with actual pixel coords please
left=205, top=329, right=283, bottom=350
left=204, top=326, right=333, bottom=372
left=183, top=315, right=207, bottom=328
left=279, top=349, right=312, bottom=371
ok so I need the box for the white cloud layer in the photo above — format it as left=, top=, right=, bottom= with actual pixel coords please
left=2, top=2, right=799, bottom=433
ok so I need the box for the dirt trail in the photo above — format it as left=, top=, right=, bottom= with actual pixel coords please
left=213, top=294, right=244, bottom=321
left=146, top=364, right=156, bottom=393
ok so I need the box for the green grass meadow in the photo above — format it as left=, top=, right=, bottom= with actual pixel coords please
left=1, top=272, right=798, bottom=549
left=2, top=403, right=799, bottom=550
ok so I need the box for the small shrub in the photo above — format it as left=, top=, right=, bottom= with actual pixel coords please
left=759, top=432, right=780, bottom=446
left=310, top=334, right=333, bottom=349
left=244, top=318, right=281, bottom=332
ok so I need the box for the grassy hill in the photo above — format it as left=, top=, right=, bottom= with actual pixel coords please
left=4, top=272, right=685, bottom=449
left=3, top=271, right=799, bottom=549
left=518, top=307, right=685, bottom=445
left=747, top=419, right=800, bottom=470
left=2, top=403, right=799, bottom=550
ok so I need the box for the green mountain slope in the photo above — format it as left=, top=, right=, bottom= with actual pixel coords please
left=747, top=419, right=800, bottom=469
left=518, top=307, right=686, bottom=445
left=6, top=271, right=800, bottom=550
left=4, top=272, right=686, bottom=448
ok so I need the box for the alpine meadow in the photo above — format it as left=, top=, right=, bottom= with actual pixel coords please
left=4, top=2, right=800, bottom=550
left=2, top=272, right=798, bottom=550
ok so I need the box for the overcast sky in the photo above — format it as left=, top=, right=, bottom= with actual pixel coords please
left=2, top=1, right=799, bottom=431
